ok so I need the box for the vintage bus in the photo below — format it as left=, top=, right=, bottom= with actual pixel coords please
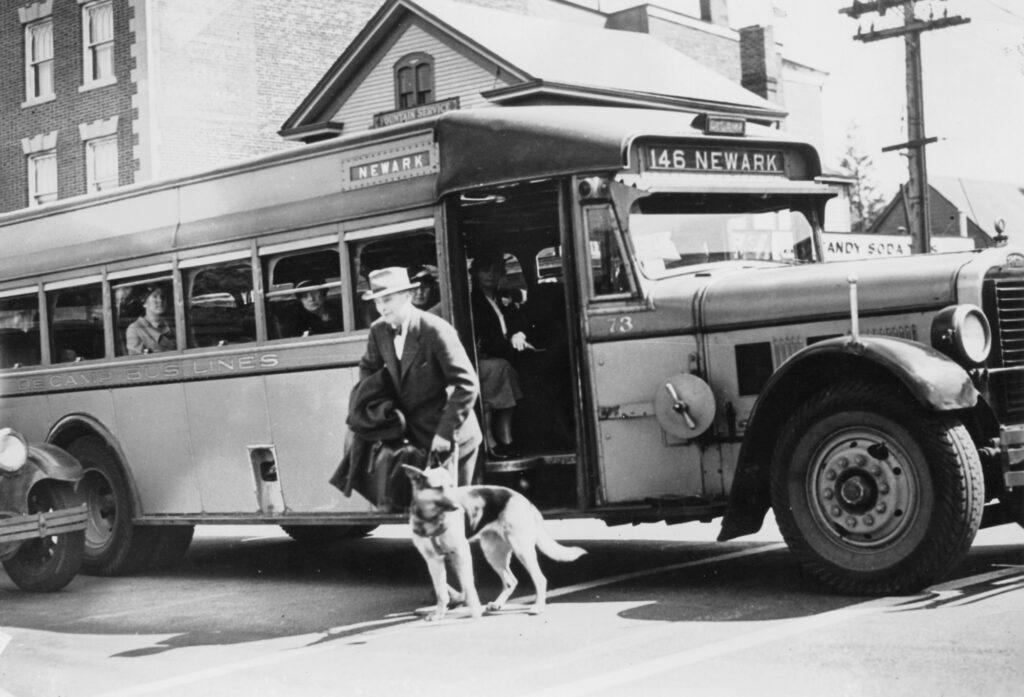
left=1, top=105, right=1021, bottom=594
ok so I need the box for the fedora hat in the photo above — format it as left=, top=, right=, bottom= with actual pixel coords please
left=362, top=267, right=420, bottom=300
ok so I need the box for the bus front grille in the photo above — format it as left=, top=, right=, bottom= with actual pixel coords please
left=985, top=276, right=1024, bottom=423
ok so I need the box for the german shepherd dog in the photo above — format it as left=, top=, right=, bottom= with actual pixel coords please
left=402, top=464, right=586, bottom=621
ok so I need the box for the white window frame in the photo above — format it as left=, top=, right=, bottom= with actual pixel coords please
left=80, top=0, right=115, bottom=90
left=24, top=18, right=54, bottom=105
left=85, top=135, right=119, bottom=193
left=27, top=151, right=57, bottom=208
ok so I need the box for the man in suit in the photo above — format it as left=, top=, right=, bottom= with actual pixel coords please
left=358, top=267, right=482, bottom=485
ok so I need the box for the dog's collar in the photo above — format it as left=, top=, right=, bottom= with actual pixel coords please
left=411, top=507, right=457, bottom=555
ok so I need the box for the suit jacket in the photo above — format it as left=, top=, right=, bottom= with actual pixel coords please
left=470, top=287, right=525, bottom=361
left=358, top=308, right=482, bottom=453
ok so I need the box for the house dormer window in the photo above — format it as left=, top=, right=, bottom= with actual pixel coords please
left=394, top=53, right=434, bottom=109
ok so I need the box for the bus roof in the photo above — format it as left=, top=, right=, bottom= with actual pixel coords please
left=0, top=106, right=824, bottom=282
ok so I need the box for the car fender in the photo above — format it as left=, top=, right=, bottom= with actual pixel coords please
left=0, top=443, right=83, bottom=514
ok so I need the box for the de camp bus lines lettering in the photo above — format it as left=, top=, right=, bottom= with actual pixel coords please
left=11, top=353, right=281, bottom=394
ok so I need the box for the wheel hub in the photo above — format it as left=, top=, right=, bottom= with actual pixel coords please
left=813, top=433, right=915, bottom=544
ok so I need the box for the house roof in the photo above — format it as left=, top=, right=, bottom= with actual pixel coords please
left=281, top=0, right=785, bottom=137
left=930, top=175, right=1024, bottom=239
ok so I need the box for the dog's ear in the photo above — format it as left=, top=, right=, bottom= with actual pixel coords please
left=401, top=464, right=428, bottom=486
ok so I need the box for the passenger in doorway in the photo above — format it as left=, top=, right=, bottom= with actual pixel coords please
left=290, top=279, right=341, bottom=335
left=470, top=253, right=534, bottom=459
left=356, top=267, right=482, bottom=485
left=126, top=285, right=175, bottom=355
left=409, top=264, right=443, bottom=316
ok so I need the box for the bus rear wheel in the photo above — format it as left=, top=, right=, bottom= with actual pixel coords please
left=2, top=481, right=85, bottom=592
left=770, top=380, right=984, bottom=596
left=280, top=525, right=378, bottom=543
left=69, top=436, right=160, bottom=576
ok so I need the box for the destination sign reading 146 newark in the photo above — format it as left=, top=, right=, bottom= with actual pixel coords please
left=644, top=145, right=786, bottom=175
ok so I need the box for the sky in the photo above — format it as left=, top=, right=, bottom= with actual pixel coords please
left=597, top=0, right=1024, bottom=198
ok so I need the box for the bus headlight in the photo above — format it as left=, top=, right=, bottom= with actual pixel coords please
left=931, top=304, right=991, bottom=366
left=0, top=427, right=28, bottom=474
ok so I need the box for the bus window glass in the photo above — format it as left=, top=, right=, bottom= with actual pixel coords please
left=185, top=262, right=255, bottom=348
left=583, top=206, right=634, bottom=297
left=264, top=248, right=343, bottom=339
left=0, top=294, right=41, bottom=368
left=628, top=195, right=816, bottom=278
left=48, top=284, right=104, bottom=363
left=348, top=230, right=436, bottom=329
left=112, top=277, right=174, bottom=356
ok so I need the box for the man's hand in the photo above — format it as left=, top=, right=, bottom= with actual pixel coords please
left=510, top=331, right=534, bottom=351
left=430, top=435, right=452, bottom=454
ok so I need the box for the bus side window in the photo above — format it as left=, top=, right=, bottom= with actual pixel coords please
left=112, top=277, right=175, bottom=356
left=263, top=248, right=343, bottom=339
left=48, top=283, right=104, bottom=363
left=185, top=262, right=256, bottom=348
left=0, top=294, right=41, bottom=368
left=348, top=230, right=438, bottom=329
left=583, top=206, right=635, bottom=298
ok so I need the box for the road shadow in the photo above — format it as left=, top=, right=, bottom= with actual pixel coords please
left=3, top=529, right=1023, bottom=657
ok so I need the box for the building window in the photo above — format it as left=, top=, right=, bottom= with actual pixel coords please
left=86, top=136, right=118, bottom=192
left=81, top=0, right=114, bottom=87
left=27, top=152, right=57, bottom=207
left=394, top=53, right=434, bottom=109
left=25, top=19, right=54, bottom=102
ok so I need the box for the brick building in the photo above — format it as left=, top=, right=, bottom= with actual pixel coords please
left=0, top=0, right=830, bottom=214
left=0, top=0, right=381, bottom=213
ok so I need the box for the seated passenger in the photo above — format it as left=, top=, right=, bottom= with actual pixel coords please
left=470, top=253, right=535, bottom=459
left=409, top=264, right=443, bottom=316
left=288, top=278, right=341, bottom=336
left=126, top=286, right=175, bottom=354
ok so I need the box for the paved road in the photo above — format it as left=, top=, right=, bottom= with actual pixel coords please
left=2, top=517, right=1023, bottom=697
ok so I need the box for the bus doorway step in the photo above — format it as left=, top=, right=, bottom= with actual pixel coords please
left=484, top=451, right=575, bottom=474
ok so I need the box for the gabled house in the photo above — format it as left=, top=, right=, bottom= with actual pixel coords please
left=280, top=0, right=788, bottom=143
left=870, top=176, right=1024, bottom=248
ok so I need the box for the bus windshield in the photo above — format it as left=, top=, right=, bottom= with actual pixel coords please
left=628, top=194, right=818, bottom=279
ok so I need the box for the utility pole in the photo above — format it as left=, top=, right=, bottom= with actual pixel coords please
left=838, top=1, right=970, bottom=254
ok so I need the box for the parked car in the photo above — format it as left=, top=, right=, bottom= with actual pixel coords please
left=0, top=427, right=87, bottom=591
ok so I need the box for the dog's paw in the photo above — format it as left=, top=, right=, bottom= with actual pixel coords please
left=485, top=601, right=504, bottom=612
left=424, top=610, right=447, bottom=622
left=527, top=604, right=545, bottom=616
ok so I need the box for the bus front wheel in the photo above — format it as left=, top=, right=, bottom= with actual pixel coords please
left=69, top=436, right=159, bottom=576
left=770, top=380, right=984, bottom=596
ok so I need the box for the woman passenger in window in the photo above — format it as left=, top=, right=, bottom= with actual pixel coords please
left=289, top=278, right=340, bottom=336
left=470, top=253, right=534, bottom=459
left=126, top=286, right=175, bottom=354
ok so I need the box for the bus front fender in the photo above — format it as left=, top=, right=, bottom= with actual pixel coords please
left=718, top=335, right=979, bottom=542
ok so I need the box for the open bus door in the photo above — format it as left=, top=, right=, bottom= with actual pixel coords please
left=443, top=181, right=583, bottom=510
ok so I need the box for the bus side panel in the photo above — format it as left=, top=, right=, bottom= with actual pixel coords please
left=587, top=336, right=704, bottom=503
left=0, top=395, right=49, bottom=442
left=265, top=366, right=373, bottom=514
left=47, top=389, right=116, bottom=445
left=113, top=383, right=202, bottom=515
left=184, top=375, right=271, bottom=514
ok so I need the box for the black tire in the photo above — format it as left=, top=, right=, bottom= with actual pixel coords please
left=770, top=380, right=984, bottom=596
left=147, top=526, right=195, bottom=570
left=69, top=436, right=160, bottom=576
left=3, top=481, right=85, bottom=592
left=280, top=525, right=378, bottom=543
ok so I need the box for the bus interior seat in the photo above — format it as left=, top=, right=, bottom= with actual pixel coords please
left=512, top=282, right=574, bottom=453
left=0, top=328, right=37, bottom=368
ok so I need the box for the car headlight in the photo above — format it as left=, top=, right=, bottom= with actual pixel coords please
left=0, top=427, right=28, bottom=473
left=931, top=304, right=991, bottom=366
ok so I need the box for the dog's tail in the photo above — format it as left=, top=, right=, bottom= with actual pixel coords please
left=535, top=519, right=587, bottom=563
